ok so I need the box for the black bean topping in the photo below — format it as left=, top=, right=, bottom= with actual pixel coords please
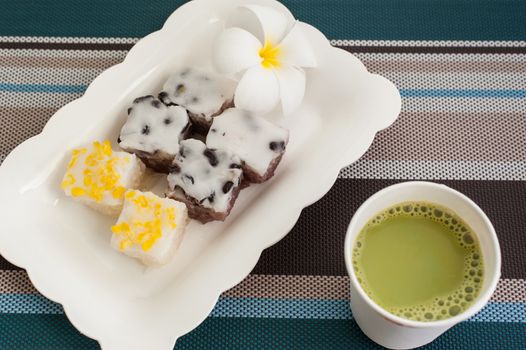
left=222, top=181, right=234, bottom=194
left=170, top=163, right=181, bottom=174
left=141, top=125, right=150, bottom=135
left=203, top=149, right=219, bottom=167
left=208, top=191, right=215, bottom=203
left=117, top=137, right=122, bottom=143
left=133, top=95, right=154, bottom=104
left=127, top=107, right=132, bottom=115
left=210, top=128, right=217, bottom=133
left=176, top=84, right=186, bottom=95
left=164, top=118, right=172, bottom=125
left=151, top=100, right=162, bottom=108
left=269, top=141, right=286, bottom=152
left=158, top=91, right=169, bottom=102
left=183, top=174, right=194, bottom=184
left=222, top=132, right=226, bottom=136
left=229, top=163, right=242, bottom=169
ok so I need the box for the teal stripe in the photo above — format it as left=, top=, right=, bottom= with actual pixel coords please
left=2, top=294, right=525, bottom=323
left=178, top=318, right=526, bottom=349
left=0, top=83, right=86, bottom=94
left=4, top=83, right=526, bottom=99
left=401, top=89, right=526, bottom=98
left=0, top=0, right=525, bottom=40
left=1, top=314, right=524, bottom=349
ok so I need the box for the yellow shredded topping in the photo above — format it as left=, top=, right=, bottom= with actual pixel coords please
left=111, top=191, right=179, bottom=252
left=61, top=140, right=131, bottom=202
left=259, top=40, right=281, bottom=69
left=71, top=187, right=86, bottom=197
left=112, top=192, right=178, bottom=252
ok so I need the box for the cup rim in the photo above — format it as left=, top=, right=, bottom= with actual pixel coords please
left=344, top=181, right=501, bottom=329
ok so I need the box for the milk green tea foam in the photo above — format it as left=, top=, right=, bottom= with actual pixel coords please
left=352, top=202, right=484, bottom=322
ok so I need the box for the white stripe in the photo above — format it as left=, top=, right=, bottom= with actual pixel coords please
left=0, top=66, right=108, bottom=85
left=0, top=36, right=139, bottom=44
left=3, top=49, right=525, bottom=64
left=2, top=92, right=524, bottom=113
left=2, top=37, right=525, bottom=47
left=0, top=67, right=108, bottom=85
left=353, top=52, right=526, bottom=64
left=0, top=92, right=82, bottom=108
left=340, top=160, right=526, bottom=181
left=380, top=72, right=526, bottom=90
left=2, top=66, right=524, bottom=90
left=330, top=39, right=526, bottom=47
left=0, top=49, right=127, bottom=60
left=403, top=97, right=526, bottom=113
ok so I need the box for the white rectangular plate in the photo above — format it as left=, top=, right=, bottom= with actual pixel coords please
left=0, top=0, right=400, bottom=349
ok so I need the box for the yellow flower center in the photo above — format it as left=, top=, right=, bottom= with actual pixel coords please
left=259, top=41, right=281, bottom=69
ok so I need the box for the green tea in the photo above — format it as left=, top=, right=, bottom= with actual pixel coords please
left=352, top=201, right=484, bottom=322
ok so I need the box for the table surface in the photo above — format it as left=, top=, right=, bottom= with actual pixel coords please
left=1, top=1, right=525, bottom=349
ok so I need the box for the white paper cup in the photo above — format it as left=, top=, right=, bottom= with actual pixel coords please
left=344, top=181, right=501, bottom=349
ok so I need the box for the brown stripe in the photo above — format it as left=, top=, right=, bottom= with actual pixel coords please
left=339, top=45, right=526, bottom=55
left=1, top=41, right=526, bottom=55
left=224, top=275, right=526, bottom=302
left=0, top=271, right=37, bottom=293
left=224, top=275, right=349, bottom=300
left=361, top=59, right=526, bottom=74
left=251, top=179, right=526, bottom=279
left=0, top=41, right=133, bottom=51
left=0, top=107, right=55, bottom=159
left=2, top=269, right=522, bottom=303
left=363, top=112, right=526, bottom=161
left=0, top=55, right=123, bottom=69
left=0, top=256, right=21, bottom=271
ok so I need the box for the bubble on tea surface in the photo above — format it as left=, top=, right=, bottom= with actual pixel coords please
left=463, top=233, right=474, bottom=244
left=353, top=201, right=484, bottom=323
left=449, top=305, right=461, bottom=316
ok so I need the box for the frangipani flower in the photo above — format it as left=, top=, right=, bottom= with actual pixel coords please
left=213, top=4, right=317, bottom=115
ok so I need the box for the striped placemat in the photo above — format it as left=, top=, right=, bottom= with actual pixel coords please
left=1, top=1, right=525, bottom=349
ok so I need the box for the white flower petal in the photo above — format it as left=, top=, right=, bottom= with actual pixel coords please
left=279, top=21, right=317, bottom=68
left=234, top=66, right=280, bottom=114
left=275, top=66, right=306, bottom=115
left=240, top=4, right=291, bottom=45
left=213, top=27, right=262, bottom=75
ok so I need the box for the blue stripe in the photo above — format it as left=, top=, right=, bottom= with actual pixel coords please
left=0, top=83, right=86, bottom=94
left=2, top=83, right=525, bottom=99
left=1, top=294, right=524, bottom=323
left=400, top=89, right=526, bottom=98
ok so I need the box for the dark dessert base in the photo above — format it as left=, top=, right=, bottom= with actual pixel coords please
left=119, top=148, right=174, bottom=173
left=167, top=185, right=242, bottom=224
left=242, top=152, right=285, bottom=184
left=187, top=98, right=234, bottom=136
